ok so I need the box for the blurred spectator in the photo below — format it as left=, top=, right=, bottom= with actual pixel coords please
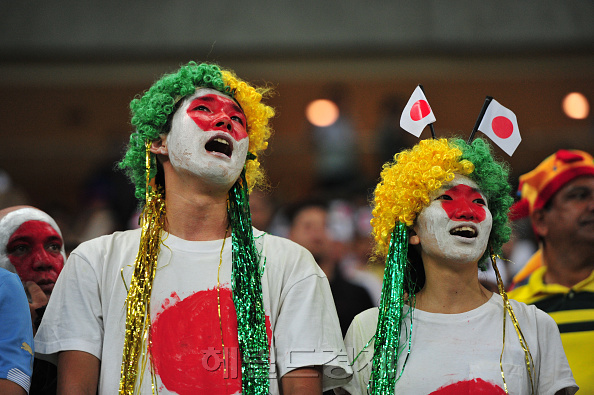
left=0, top=267, right=34, bottom=394
left=286, top=199, right=374, bottom=335
left=249, top=189, right=276, bottom=232
left=330, top=200, right=383, bottom=306
left=0, top=206, right=66, bottom=394
left=508, top=149, right=594, bottom=392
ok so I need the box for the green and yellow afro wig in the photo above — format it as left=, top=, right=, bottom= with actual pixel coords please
left=119, top=61, right=275, bottom=200
left=371, top=137, right=513, bottom=264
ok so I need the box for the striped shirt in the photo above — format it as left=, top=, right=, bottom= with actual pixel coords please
left=508, top=264, right=594, bottom=394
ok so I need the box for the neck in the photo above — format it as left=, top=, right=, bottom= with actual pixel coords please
left=158, top=160, right=236, bottom=241
left=542, top=242, right=594, bottom=287
left=414, top=255, right=492, bottom=314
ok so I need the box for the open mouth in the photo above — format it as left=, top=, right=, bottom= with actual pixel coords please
left=450, top=225, right=477, bottom=238
left=205, top=135, right=233, bottom=158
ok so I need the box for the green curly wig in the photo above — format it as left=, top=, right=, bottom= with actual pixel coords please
left=119, top=61, right=274, bottom=200
left=454, top=137, right=513, bottom=262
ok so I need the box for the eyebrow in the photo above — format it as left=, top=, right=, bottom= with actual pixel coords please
left=7, top=234, right=62, bottom=244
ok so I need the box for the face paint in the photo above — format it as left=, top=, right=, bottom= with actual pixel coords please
left=413, top=175, right=492, bottom=264
left=186, top=94, right=248, bottom=142
left=166, top=88, right=249, bottom=188
left=6, top=220, right=64, bottom=295
left=439, top=184, right=487, bottom=223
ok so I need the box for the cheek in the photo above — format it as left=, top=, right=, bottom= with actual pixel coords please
left=9, top=255, right=35, bottom=278
left=189, top=114, right=209, bottom=131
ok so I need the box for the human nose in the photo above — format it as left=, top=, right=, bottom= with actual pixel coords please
left=211, top=114, right=233, bottom=133
left=452, top=201, right=476, bottom=221
left=31, top=247, right=58, bottom=271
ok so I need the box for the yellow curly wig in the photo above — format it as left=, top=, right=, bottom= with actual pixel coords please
left=221, top=70, right=274, bottom=191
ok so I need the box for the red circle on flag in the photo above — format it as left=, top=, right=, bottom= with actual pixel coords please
left=410, top=100, right=431, bottom=121
left=491, top=116, right=513, bottom=139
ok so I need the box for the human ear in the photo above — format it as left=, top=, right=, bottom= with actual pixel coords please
left=530, top=210, right=548, bottom=239
left=150, top=134, right=168, bottom=156
left=409, top=229, right=420, bottom=245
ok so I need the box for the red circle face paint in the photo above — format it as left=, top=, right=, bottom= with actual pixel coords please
left=186, top=94, right=248, bottom=142
left=6, top=220, right=64, bottom=294
left=151, top=288, right=271, bottom=394
left=439, top=184, right=487, bottom=223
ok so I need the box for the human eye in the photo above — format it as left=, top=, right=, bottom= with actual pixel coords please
left=436, top=194, right=453, bottom=201
left=473, top=197, right=486, bottom=205
left=231, top=115, right=244, bottom=125
left=191, top=104, right=210, bottom=112
left=8, top=243, right=29, bottom=255
left=47, top=243, right=62, bottom=252
left=567, top=188, right=591, bottom=200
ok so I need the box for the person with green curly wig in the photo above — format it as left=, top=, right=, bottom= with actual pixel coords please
left=337, top=137, right=577, bottom=395
left=34, top=62, right=351, bottom=395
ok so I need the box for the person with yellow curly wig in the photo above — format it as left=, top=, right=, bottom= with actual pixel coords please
left=338, top=137, right=577, bottom=395
left=35, top=62, right=350, bottom=395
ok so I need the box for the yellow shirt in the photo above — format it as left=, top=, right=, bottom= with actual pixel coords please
left=508, top=263, right=594, bottom=394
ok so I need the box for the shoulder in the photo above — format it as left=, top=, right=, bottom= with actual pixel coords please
left=0, top=269, right=28, bottom=309
left=70, top=229, right=141, bottom=260
left=507, top=266, right=547, bottom=302
left=346, top=307, right=379, bottom=342
left=354, top=307, right=379, bottom=326
left=507, top=297, right=558, bottom=332
left=258, top=231, right=322, bottom=272
left=258, top=230, right=313, bottom=255
left=0, top=268, right=21, bottom=290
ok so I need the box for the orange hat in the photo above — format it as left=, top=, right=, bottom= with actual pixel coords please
left=510, top=149, right=594, bottom=220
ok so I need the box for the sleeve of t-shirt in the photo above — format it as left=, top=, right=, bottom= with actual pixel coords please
left=34, top=247, right=104, bottom=363
left=339, top=308, right=377, bottom=395
left=534, top=309, right=579, bottom=395
left=267, top=241, right=352, bottom=392
left=0, top=270, right=34, bottom=393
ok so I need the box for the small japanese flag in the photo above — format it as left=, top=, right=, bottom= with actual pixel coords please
left=478, top=99, right=521, bottom=156
left=400, top=86, right=436, bottom=137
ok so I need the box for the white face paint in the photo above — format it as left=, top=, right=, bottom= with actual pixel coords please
left=413, top=175, right=492, bottom=264
left=165, top=88, right=249, bottom=189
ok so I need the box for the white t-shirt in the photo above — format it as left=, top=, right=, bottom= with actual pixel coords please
left=35, top=228, right=352, bottom=394
left=340, top=294, right=577, bottom=395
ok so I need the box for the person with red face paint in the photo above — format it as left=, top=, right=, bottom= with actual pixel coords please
left=35, top=63, right=350, bottom=395
left=0, top=206, right=66, bottom=328
left=0, top=205, right=66, bottom=395
left=337, top=138, right=576, bottom=395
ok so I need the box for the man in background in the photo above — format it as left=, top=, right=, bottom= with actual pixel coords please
left=287, top=199, right=374, bottom=336
left=0, top=205, right=66, bottom=395
left=509, top=149, right=594, bottom=393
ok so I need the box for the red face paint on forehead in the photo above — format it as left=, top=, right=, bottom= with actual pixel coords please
left=6, top=220, right=64, bottom=295
left=186, top=94, right=248, bottom=142
left=439, top=184, right=487, bottom=223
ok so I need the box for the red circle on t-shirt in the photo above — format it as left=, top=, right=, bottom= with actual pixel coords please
left=429, top=378, right=506, bottom=394
left=151, top=288, right=271, bottom=395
